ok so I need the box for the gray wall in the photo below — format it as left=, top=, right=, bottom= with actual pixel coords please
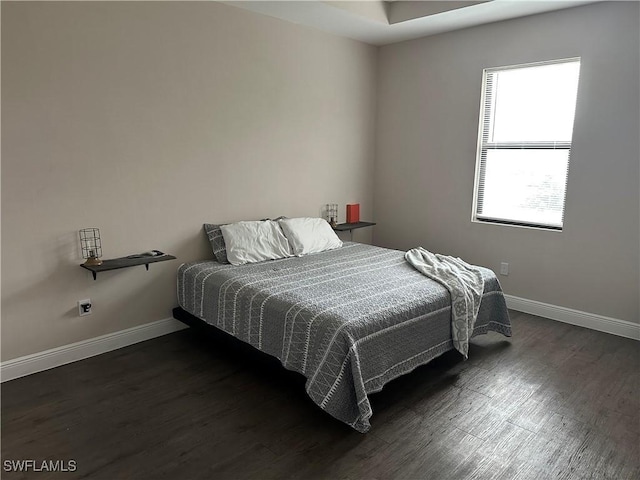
left=3, top=1, right=638, bottom=365
left=375, top=2, right=639, bottom=322
left=1, top=2, right=377, bottom=360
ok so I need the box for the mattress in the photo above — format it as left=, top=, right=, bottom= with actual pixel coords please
left=177, top=242, right=511, bottom=432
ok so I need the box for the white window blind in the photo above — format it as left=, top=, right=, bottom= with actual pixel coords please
left=473, top=58, right=581, bottom=230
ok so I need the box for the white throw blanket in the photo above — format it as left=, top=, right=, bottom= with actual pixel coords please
left=405, top=248, right=485, bottom=359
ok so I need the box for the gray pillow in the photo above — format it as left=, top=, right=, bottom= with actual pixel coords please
left=203, top=224, right=229, bottom=264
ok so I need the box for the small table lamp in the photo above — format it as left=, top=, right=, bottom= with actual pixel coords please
left=325, top=203, right=338, bottom=228
left=79, top=228, right=103, bottom=266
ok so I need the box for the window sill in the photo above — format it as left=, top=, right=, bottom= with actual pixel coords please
left=471, top=218, right=564, bottom=232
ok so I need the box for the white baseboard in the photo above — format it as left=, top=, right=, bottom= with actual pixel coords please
left=2, top=299, right=637, bottom=383
left=1, top=317, right=188, bottom=383
left=504, top=294, right=640, bottom=341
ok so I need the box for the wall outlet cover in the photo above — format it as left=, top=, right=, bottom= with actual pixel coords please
left=78, top=299, right=92, bottom=316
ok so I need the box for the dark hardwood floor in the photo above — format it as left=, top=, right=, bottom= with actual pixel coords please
left=2, top=311, right=638, bottom=479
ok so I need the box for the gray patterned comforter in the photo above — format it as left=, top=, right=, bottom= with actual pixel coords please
left=177, top=242, right=511, bottom=432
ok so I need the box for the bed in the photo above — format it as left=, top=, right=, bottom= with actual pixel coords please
left=175, top=241, right=511, bottom=432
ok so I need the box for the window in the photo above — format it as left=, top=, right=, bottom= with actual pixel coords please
left=472, top=58, right=581, bottom=230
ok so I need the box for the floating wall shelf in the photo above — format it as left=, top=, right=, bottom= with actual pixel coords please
left=80, top=254, right=176, bottom=280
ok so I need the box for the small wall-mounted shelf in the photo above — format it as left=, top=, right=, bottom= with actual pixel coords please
left=332, top=221, right=376, bottom=241
left=332, top=221, right=376, bottom=232
left=80, top=253, right=176, bottom=280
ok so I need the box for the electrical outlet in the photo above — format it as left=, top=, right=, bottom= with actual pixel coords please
left=500, top=262, right=509, bottom=276
left=78, top=299, right=92, bottom=317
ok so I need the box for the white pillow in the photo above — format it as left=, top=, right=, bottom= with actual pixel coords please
left=220, top=220, right=292, bottom=266
left=279, top=217, right=343, bottom=256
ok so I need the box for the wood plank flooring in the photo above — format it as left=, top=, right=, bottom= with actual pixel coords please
left=2, top=311, right=638, bottom=479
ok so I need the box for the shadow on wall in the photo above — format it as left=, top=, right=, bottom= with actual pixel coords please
left=2, top=227, right=211, bottom=325
left=2, top=231, right=83, bottom=318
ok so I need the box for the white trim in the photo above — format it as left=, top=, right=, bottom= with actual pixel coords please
left=1, top=317, right=187, bottom=383
left=3, top=299, right=637, bottom=383
left=504, top=295, right=640, bottom=341
left=484, top=56, right=582, bottom=73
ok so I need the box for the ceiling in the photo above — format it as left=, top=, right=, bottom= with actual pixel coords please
left=224, top=1, right=600, bottom=46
